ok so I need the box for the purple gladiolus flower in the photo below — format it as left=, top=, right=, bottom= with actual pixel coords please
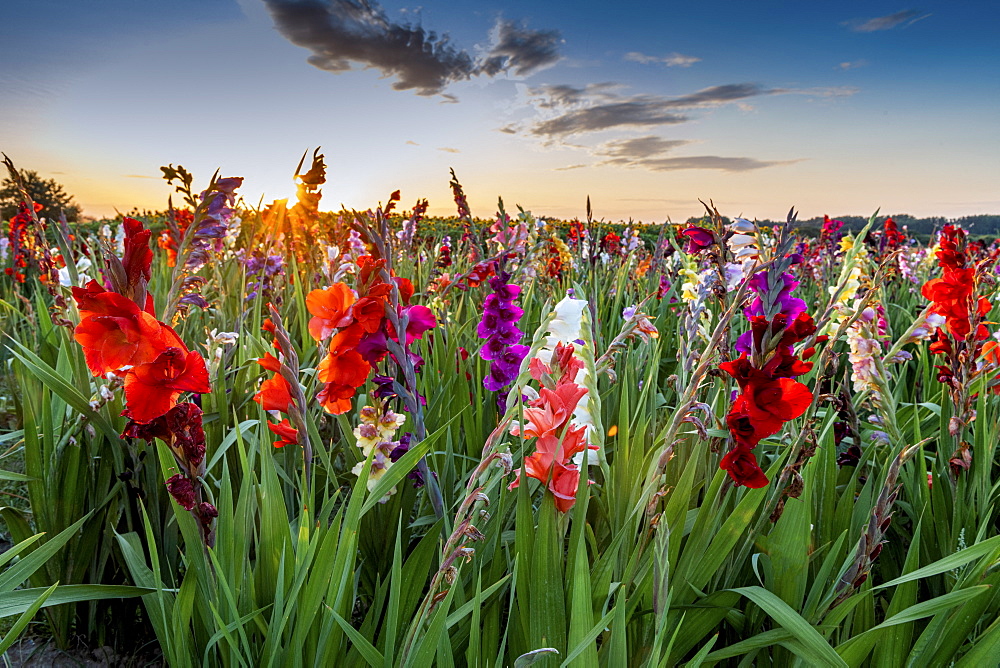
left=477, top=270, right=527, bottom=393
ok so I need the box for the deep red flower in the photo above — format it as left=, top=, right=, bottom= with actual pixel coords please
left=165, top=474, right=197, bottom=510
left=123, top=347, right=211, bottom=422
left=122, top=217, right=153, bottom=287
left=745, top=377, right=813, bottom=424
left=720, top=446, right=769, bottom=488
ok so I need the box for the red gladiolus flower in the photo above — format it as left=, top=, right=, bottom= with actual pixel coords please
left=352, top=296, right=386, bottom=333
left=315, top=325, right=371, bottom=415
left=122, top=216, right=153, bottom=287
left=745, top=377, right=813, bottom=424
left=73, top=281, right=185, bottom=376
left=254, top=353, right=295, bottom=412
left=124, top=347, right=211, bottom=423
left=306, top=283, right=356, bottom=341
left=267, top=418, right=299, bottom=448
left=165, top=474, right=197, bottom=510
left=720, top=446, right=769, bottom=488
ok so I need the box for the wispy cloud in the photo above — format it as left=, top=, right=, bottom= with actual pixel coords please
left=263, top=0, right=561, bottom=96
left=595, top=135, right=691, bottom=163
left=437, top=147, right=460, bottom=153
left=515, top=83, right=772, bottom=138
left=845, top=10, right=930, bottom=32
left=836, top=60, right=867, bottom=70
left=591, top=135, right=792, bottom=173
left=624, top=51, right=701, bottom=68
left=635, top=156, right=795, bottom=172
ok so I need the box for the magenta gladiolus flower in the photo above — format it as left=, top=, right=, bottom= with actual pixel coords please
left=681, top=226, right=714, bottom=253
left=477, top=270, right=528, bottom=392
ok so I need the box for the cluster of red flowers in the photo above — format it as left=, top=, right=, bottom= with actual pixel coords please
left=600, top=231, right=621, bottom=255
left=302, top=256, right=435, bottom=415
left=254, top=318, right=301, bottom=448
left=5, top=200, right=41, bottom=282
left=73, top=218, right=211, bottom=422
left=509, top=344, right=597, bottom=512
left=73, top=217, right=216, bottom=541
left=719, top=268, right=818, bottom=488
left=882, top=217, right=906, bottom=251
left=922, top=225, right=990, bottom=343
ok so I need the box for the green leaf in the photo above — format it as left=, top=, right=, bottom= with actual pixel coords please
left=0, top=582, right=57, bottom=654
left=730, top=586, right=847, bottom=667
left=875, top=535, right=1000, bottom=589
left=332, top=610, right=385, bottom=667
left=0, top=584, right=153, bottom=618
left=0, top=512, right=92, bottom=592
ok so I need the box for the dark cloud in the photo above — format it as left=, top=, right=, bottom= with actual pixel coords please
left=521, top=83, right=769, bottom=138
left=263, top=0, right=561, bottom=96
left=846, top=10, right=930, bottom=32
left=479, top=20, right=561, bottom=77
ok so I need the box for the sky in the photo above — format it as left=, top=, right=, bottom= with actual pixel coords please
left=1, top=0, right=998, bottom=223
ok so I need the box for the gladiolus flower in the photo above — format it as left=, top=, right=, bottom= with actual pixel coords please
left=254, top=353, right=295, bottom=413
left=306, top=283, right=357, bottom=341
left=267, top=419, right=299, bottom=448
left=73, top=281, right=185, bottom=376
left=681, top=226, right=714, bottom=253
left=720, top=447, right=769, bottom=488
left=123, top=347, right=211, bottom=423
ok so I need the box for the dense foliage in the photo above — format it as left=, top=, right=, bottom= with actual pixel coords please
left=2, top=153, right=1000, bottom=666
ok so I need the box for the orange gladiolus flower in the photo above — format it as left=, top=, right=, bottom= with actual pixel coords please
left=306, top=283, right=356, bottom=341
left=73, top=281, right=185, bottom=377
left=254, top=353, right=295, bottom=412
left=124, top=347, right=211, bottom=423
left=315, top=325, right=371, bottom=415
left=267, top=418, right=299, bottom=448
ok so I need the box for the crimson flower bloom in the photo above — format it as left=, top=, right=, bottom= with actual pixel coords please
left=681, top=226, right=714, bottom=253
left=720, top=446, right=769, bottom=488
left=124, top=347, right=211, bottom=422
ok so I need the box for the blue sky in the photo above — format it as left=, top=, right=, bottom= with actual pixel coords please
left=1, top=1, right=998, bottom=222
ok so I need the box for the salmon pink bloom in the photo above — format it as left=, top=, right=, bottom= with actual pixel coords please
left=123, top=347, right=211, bottom=423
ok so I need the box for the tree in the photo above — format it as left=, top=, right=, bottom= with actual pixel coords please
left=0, top=169, right=81, bottom=222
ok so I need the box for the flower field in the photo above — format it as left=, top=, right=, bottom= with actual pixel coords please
left=2, top=152, right=1000, bottom=667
